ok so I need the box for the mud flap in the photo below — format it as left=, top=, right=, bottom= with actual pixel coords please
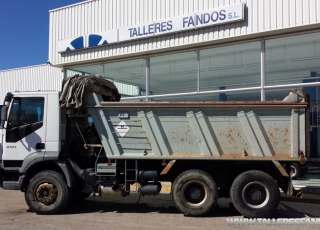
left=57, top=161, right=77, bottom=188
left=272, top=161, right=303, bottom=198
left=278, top=176, right=303, bottom=198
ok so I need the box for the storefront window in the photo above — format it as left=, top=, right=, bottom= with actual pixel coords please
left=265, top=32, right=320, bottom=160
left=151, top=93, right=220, bottom=101
left=150, top=51, right=198, bottom=96
left=150, top=90, right=260, bottom=101
left=265, top=88, right=293, bottom=101
left=199, top=42, right=261, bottom=94
left=224, top=90, right=261, bottom=101
left=66, top=59, right=146, bottom=98
left=265, top=32, right=320, bottom=86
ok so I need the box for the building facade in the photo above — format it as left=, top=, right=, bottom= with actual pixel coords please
left=48, top=0, right=320, bottom=157
left=0, top=64, right=64, bottom=102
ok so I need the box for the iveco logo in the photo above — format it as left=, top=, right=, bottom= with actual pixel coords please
left=7, top=146, right=16, bottom=148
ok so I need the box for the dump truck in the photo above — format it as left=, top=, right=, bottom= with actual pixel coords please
left=0, top=75, right=308, bottom=218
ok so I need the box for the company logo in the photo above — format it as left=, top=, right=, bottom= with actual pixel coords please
left=57, top=30, right=118, bottom=52
left=60, top=34, right=108, bottom=52
left=88, top=34, right=108, bottom=47
left=66, top=36, right=84, bottom=51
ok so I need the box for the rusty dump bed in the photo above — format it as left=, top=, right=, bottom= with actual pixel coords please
left=85, top=89, right=309, bottom=161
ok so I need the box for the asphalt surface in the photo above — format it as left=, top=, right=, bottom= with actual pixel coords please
left=0, top=167, right=319, bottom=230
left=0, top=188, right=320, bottom=230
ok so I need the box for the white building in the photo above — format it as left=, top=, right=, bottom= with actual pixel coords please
left=48, top=0, right=320, bottom=158
left=0, top=64, right=63, bottom=102
left=1, top=0, right=319, bottom=158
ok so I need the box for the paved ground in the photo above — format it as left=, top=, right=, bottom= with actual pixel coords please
left=0, top=188, right=320, bottom=230
left=0, top=167, right=319, bottom=230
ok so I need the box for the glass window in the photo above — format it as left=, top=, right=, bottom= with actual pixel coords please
left=150, top=51, right=198, bottom=95
left=224, top=90, right=261, bottom=101
left=66, top=58, right=146, bottom=98
left=151, top=93, right=220, bottom=101
left=265, top=88, right=293, bottom=101
left=150, top=90, right=260, bottom=101
left=7, top=97, right=44, bottom=129
left=200, top=42, right=261, bottom=91
left=265, top=32, right=320, bottom=86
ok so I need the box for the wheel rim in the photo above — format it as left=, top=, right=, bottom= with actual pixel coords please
left=242, top=181, right=270, bottom=209
left=290, top=166, right=297, bottom=177
left=34, top=182, right=58, bottom=205
left=181, top=180, right=207, bottom=207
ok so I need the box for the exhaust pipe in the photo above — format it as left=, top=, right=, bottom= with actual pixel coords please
left=68, top=158, right=97, bottom=185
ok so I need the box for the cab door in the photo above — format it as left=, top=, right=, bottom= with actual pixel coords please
left=2, top=96, right=47, bottom=161
left=0, top=105, right=3, bottom=161
left=0, top=126, right=3, bottom=161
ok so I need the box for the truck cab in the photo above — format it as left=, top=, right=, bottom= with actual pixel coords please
left=0, top=91, right=61, bottom=189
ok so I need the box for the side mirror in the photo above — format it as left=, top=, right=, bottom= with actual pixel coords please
left=0, top=105, right=8, bottom=128
left=1, top=105, right=8, bottom=121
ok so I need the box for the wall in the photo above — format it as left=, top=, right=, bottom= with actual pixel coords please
left=0, top=64, right=63, bottom=102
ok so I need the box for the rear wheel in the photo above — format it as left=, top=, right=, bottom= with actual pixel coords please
left=291, top=162, right=306, bottom=179
left=230, top=170, right=280, bottom=218
left=172, top=169, right=218, bottom=217
left=25, top=170, right=70, bottom=214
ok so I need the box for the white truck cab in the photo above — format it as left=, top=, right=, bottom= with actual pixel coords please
left=0, top=91, right=60, bottom=189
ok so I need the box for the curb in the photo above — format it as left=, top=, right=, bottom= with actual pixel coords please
left=299, top=187, right=320, bottom=195
left=131, top=183, right=320, bottom=195
left=280, top=196, right=320, bottom=203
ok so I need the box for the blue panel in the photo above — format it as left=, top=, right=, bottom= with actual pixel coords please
left=302, top=72, right=317, bottom=101
left=102, top=40, right=108, bottom=45
left=88, top=34, right=102, bottom=47
left=71, top=36, right=84, bottom=49
left=304, top=72, right=318, bottom=158
left=219, top=86, right=227, bottom=101
left=66, top=47, right=71, bottom=51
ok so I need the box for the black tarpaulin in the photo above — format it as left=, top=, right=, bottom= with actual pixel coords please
left=59, top=74, right=121, bottom=109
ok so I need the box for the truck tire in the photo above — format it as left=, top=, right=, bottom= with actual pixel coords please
left=172, top=169, right=218, bottom=217
left=290, top=162, right=301, bottom=179
left=230, top=170, right=280, bottom=218
left=25, top=170, right=70, bottom=214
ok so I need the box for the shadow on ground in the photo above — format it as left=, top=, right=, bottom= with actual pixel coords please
left=53, top=193, right=318, bottom=219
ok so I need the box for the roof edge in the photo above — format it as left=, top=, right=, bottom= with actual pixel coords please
left=49, top=0, right=96, bottom=13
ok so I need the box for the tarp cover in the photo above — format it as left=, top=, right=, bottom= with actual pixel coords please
left=59, top=74, right=121, bottom=109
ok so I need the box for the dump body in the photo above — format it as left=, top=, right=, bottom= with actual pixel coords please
left=86, top=92, right=309, bottom=162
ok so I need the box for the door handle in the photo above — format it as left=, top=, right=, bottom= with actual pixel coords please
left=36, top=143, right=45, bottom=149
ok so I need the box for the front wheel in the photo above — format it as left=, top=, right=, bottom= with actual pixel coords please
left=230, top=170, right=280, bottom=218
left=172, top=169, right=218, bottom=217
left=25, top=170, right=70, bottom=214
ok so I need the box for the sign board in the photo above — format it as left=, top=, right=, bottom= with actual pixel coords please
left=115, top=120, right=130, bottom=138
left=57, top=3, right=245, bottom=52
